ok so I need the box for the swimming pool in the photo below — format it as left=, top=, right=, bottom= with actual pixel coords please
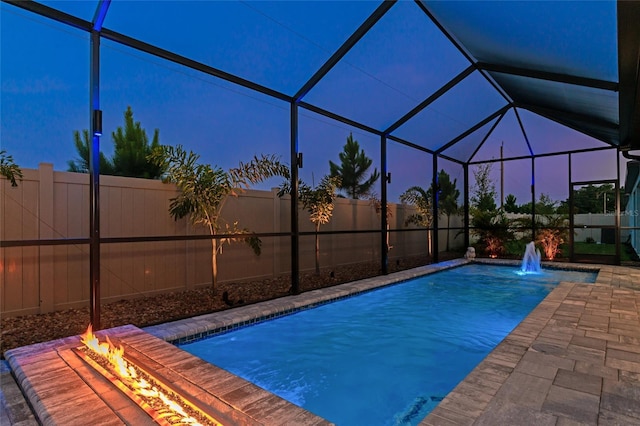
left=180, top=264, right=596, bottom=425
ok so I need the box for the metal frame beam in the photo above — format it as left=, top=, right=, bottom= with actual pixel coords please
left=414, top=0, right=513, bottom=105
left=290, top=103, right=300, bottom=294
left=298, top=101, right=382, bottom=136
left=431, top=154, right=439, bottom=263
left=380, top=135, right=389, bottom=275
left=468, top=145, right=616, bottom=165
left=467, top=110, right=507, bottom=163
left=294, top=0, right=396, bottom=101
left=386, top=135, right=434, bottom=155
left=89, top=30, right=101, bottom=329
left=3, top=0, right=92, bottom=31
left=477, top=62, right=618, bottom=92
left=100, top=28, right=293, bottom=103
left=384, top=65, right=475, bottom=134
left=517, top=103, right=618, bottom=146
left=436, top=105, right=510, bottom=154
left=514, top=108, right=534, bottom=156
left=617, top=0, right=640, bottom=150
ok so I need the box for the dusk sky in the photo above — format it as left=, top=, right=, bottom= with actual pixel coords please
left=0, top=1, right=626, bottom=205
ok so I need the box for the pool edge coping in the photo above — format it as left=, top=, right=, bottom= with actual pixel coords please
left=144, top=258, right=472, bottom=345
left=142, top=258, right=614, bottom=425
left=421, top=262, right=640, bottom=426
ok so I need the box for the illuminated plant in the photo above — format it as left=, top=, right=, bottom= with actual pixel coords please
left=400, top=185, right=433, bottom=256
left=536, top=214, right=569, bottom=260
left=437, top=169, right=460, bottom=251
left=279, top=174, right=341, bottom=275
left=149, top=145, right=289, bottom=290
left=471, top=209, right=512, bottom=257
left=369, top=194, right=393, bottom=251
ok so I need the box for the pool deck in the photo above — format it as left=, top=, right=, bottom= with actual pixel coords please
left=2, top=259, right=639, bottom=425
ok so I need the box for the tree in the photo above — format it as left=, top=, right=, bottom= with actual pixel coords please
left=504, top=194, right=519, bottom=213
left=111, top=106, right=164, bottom=179
left=536, top=214, right=568, bottom=260
left=148, top=145, right=289, bottom=290
left=472, top=209, right=514, bottom=257
left=279, top=174, right=341, bottom=275
left=400, top=185, right=434, bottom=256
left=470, top=164, right=510, bottom=256
left=513, top=213, right=569, bottom=260
left=519, top=193, right=557, bottom=214
left=67, top=130, right=116, bottom=174
left=329, top=133, right=379, bottom=199
left=0, top=150, right=23, bottom=187
left=68, top=106, right=164, bottom=179
left=369, top=193, right=393, bottom=252
left=471, top=163, right=497, bottom=212
left=558, top=184, right=615, bottom=214
left=437, top=169, right=460, bottom=251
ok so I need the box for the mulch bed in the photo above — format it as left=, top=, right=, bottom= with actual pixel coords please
left=1, top=255, right=440, bottom=357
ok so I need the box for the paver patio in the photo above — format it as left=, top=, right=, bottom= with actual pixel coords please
left=1, top=259, right=639, bottom=425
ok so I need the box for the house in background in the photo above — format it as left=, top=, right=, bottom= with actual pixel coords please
left=625, top=161, right=640, bottom=257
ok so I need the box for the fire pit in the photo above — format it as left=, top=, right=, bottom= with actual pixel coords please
left=74, top=325, right=221, bottom=425
left=4, top=324, right=332, bottom=425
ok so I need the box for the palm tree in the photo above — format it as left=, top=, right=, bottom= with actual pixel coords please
left=148, top=145, right=289, bottom=290
left=369, top=194, right=393, bottom=251
left=437, top=170, right=460, bottom=251
left=279, top=174, right=341, bottom=275
left=400, top=185, right=434, bottom=256
left=0, top=150, right=23, bottom=187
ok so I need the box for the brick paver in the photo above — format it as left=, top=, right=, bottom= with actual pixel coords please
left=2, top=259, right=639, bottom=425
left=422, top=261, right=640, bottom=425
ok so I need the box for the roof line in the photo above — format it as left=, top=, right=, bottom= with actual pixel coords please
left=436, top=152, right=465, bottom=165
left=468, top=145, right=616, bottom=165
left=100, top=28, right=293, bottom=103
left=617, top=0, right=640, bottom=149
left=293, top=1, right=396, bottom=102
left=478, top=62, right=619, bottom=92
left=298, top=101, right=382, bottom=136
left=517, top=103, right=617, bottom=146
left=467, top=109, right=507, bottom=163
left=384, top=64, right=475, bottom=135
left=414, top=0, right=513, bottom=106
left=3, top=0, right=92, bottom=31
left=513, top=107, right=534, bottom=156
left=92, top=0, right=110, bottom=31
left=386, top=135, right=435, bottom=155
left=436, top=105, right=510, bottom=154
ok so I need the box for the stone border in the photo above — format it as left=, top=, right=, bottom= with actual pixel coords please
left=421, top=263, right=640, bottom=425
left=144, top=258, right=471, bottom=344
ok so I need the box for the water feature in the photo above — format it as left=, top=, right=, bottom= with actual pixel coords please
left=521, top=241, right=542, bottom=274
left=180, top=264, right=595, bottom=425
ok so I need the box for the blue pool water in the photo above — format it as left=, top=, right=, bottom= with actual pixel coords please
left=180, top=265, right=596, bottom=425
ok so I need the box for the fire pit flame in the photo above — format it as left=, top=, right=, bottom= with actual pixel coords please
left=79, top=325, right=221, bottom=426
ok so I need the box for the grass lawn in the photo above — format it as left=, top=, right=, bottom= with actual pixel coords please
left=571, top=242, right=635, bottom=261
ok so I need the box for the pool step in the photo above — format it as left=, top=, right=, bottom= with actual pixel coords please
left=396, top=395, right=444, bottom=424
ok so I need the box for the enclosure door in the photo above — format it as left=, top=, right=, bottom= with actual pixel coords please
left=570, top=180, right=620, bottom=265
